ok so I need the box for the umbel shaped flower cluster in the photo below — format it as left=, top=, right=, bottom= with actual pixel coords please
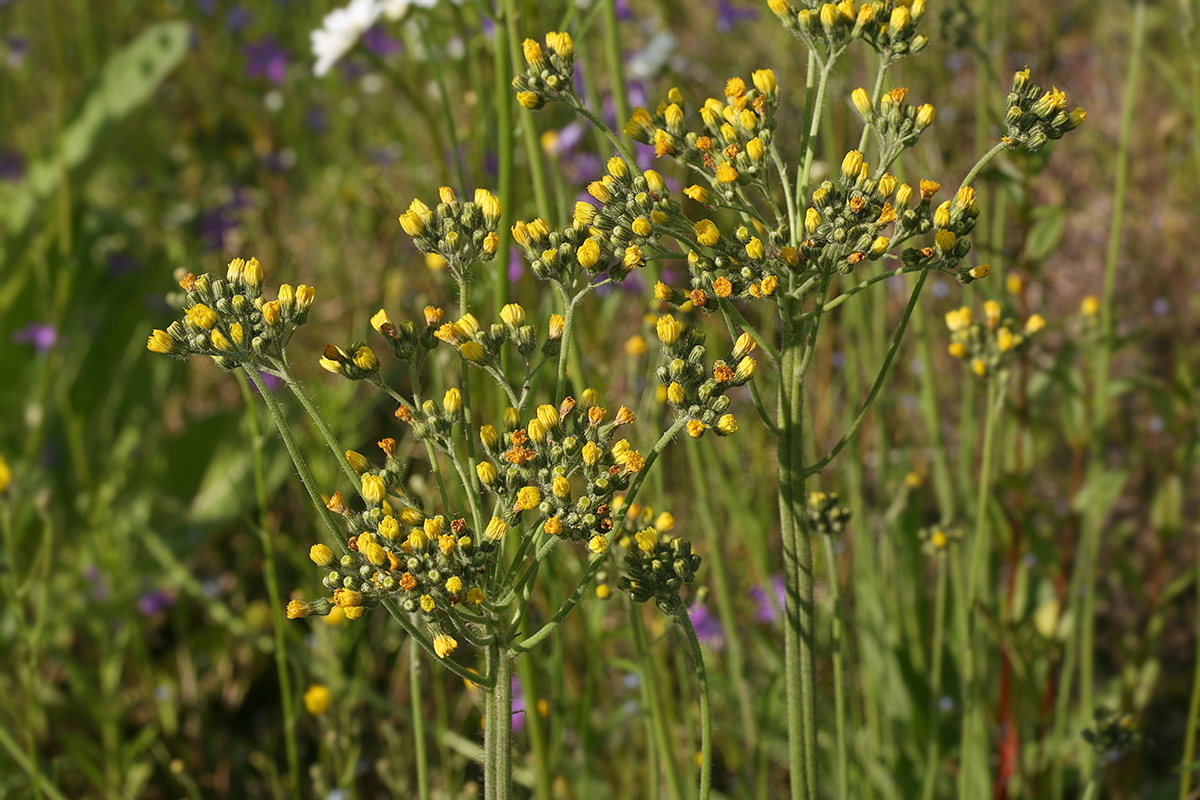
left=768, top=0, right=931, bottom=57
left=618, top=525, right=703, bottom=615
left=945, top=299, right=1045, bottom=380
left=146, top=258, right=315, bottom=369
left=512, top=31, right=576, bottom=110
left=805, top=491, right=852, bottom=537
left=1003, top=67, right=1086, bottom=151
left=624, top=72, right=780, bottom=193
left=398, top=187, right=502, bottom=281
left=473, top=395, right=646, bottom=553
left=291, top=448, right=494, bottom=660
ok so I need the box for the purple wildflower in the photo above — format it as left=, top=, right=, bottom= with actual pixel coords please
left=225, top=4, right=253, bottom=33
left=12, top=323, right=57, bottom=352
left=751, top=575, right=785, bottom=624
left=305, top=104, right=329, bottom=134
left=6, top=35, right=29, bottom=68
left=107, top=252, right=140, bottom=277
left=688, top=602, right=725, bottom=651
left=197, top=206, right=239, bottom=252
left=615, top=0, right=632, bottom=21
left=511, top=675, right=526, bottom=732
left=137, top=589, right=176, bottom=616
left=250, top=371, right=282, bottom=394
left=244, top=36, right=289, bottom=84
left=715, top=0, right=758, bottom=32
left=0, top=149, right=25, bottom=181
left=362, top=24, right=401, bottom=57
left=507, top=248, right=523, bottom=284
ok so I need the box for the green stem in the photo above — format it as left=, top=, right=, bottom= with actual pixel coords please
left=276, top=356, right=361, bottom=491
left=688, top=442, right=759, bottom=785
left=631, top=606, right=685, bottom=800
left=821, top=533, right=848, bottom=800
left=857, top=53, right=892, bottom=156
left=505, top=0, right=553, bottom=220
left=410, top=628, right=431, bottom=800
left=1183, top=520, right=1200, bottom=800
left=805, top=269, right=929, bottom=477
left=483, top=645, right=514, bottom=800
left=920, top=556, right=950, bottom=800
left=235, top=372, right=301, bottom=798
left=958, top=380, right=1002, bottom=800
left=418, top=13, right=467, bottom=194
left=778, top=297, right=816, bottom=800
left=675, top=608, right=713, bottom=800
left=512, top=418, right=687, bottom=652
left=600, top=0, right=632, bottom=153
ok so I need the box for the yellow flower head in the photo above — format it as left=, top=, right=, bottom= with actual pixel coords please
left=304, top=685, right=331, bottom=715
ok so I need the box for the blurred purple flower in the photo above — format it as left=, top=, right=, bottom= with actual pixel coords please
left=305, top=104, right=329, bottom=134
left=6, top=35, right=29, bottom=68
left=507, top=248, right=523, bottom=284
left=688, top=602, right=725, bottom=651
left=245, top=36, right=289, bottom=83
left=84, top=565, right=109, bottom=600
left=615, top=0, right=632, bottom=20
left=194, top=0, right=216, bottom=15
left=197, top=207, right=239, bottom=251
left=751, top=575, right=786, bottom=624
left=225, top=4, right=252, bottom=33
left=362, top=24, right=401, bottom=57
left=511, top=675, right=526, bottom=732
left=137, top=589, right=176, bottom=616
left=479, top=15, right=495, bottom=38
left=250, top=371, right=282, bottom=394
left=715, top=0, right=758, bottom=32
left=107, top=252, right=140, bottom=277
left=0, top=148, right=24, bottom=181
left=12, top=323, right=57, bottom=352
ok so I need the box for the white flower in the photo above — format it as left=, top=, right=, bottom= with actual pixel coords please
left=379, top=0, right=438, bottom=21
left=311, top=0, right=381, bottom=77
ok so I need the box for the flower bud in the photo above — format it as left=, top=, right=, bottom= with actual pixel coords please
left=656, top=315, right=682, bottom=345
left=500, top=303, right=525, bottom=328
left=852, top=87, right=871, bottom=116
left=443, top=388, right=463, bottom=415
left=752, top=68, right=777, bottom=98
left=522, top=38, right=546, bottom=70
left=310, top=543, right=335, bottom=566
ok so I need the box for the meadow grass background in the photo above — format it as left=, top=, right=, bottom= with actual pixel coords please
left=1, top=0, right=1198, bottom=797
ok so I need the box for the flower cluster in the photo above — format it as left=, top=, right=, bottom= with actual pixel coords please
left=805, top=491, right=852, bottom=536
left=945, top=300, right=1045, bottom=379
left=851, top=86, right=935, bottom=156
left=767, top=0, right=930, bottom=57
left=653, top=314, right=750, bottom=438
left=1003, top=68, right=1086, bottom=152
left=618, top=525, right=703, bottom=614
left=511, top=32, right=576, bottom=110
left=514, top=157, right=677, bottom=285
left=625, top=71, right=779, bottom=199
left=474, top=394, right=646, bottom=552
left=398, top=187, right=502, bottom=280
left=146, top=258, right=315, bottom=370
left=1081, top=707, right=1138, bottom=761
left=289, top=441, right=495, bottom=659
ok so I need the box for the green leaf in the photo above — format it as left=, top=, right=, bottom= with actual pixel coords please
left=1023, top=205, right=1066, bottom=263
left=1, top=21, right=190, bottom=264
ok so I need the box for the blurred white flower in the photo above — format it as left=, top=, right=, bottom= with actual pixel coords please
left=311, top=0, right=381, bottom=77
left=379, top=0, right=439, bottom=21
